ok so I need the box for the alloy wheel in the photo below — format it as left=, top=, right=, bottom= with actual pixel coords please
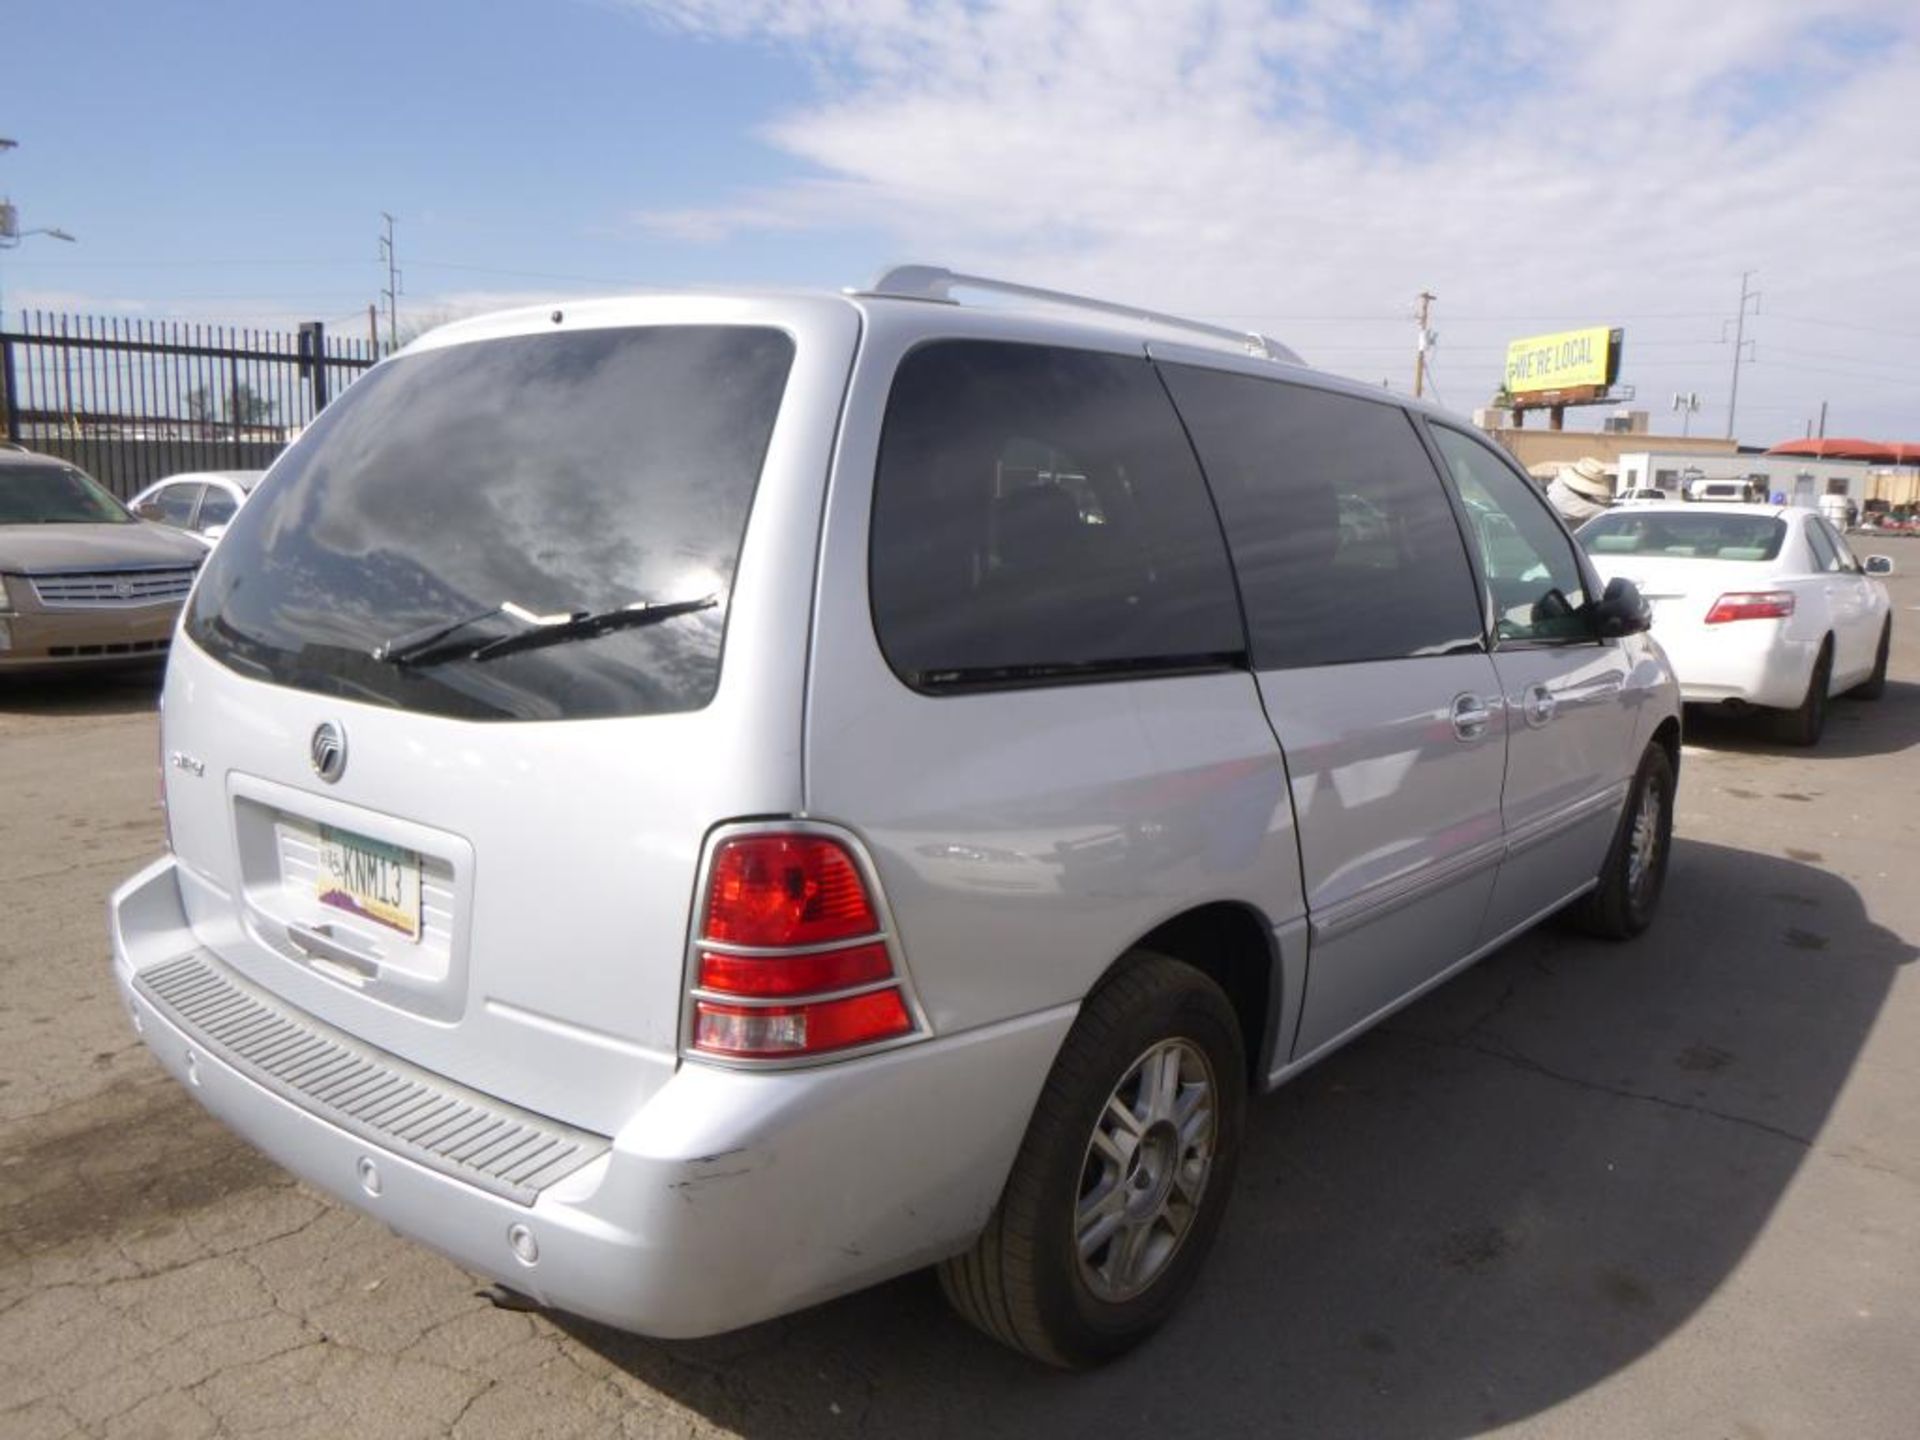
left=1074, top=1037, right=1217, bottom=1304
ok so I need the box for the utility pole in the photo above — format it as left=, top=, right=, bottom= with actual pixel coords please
left=1722, top=270, right=1759, bottom=440
left=1817, top=399, right=1828, bottom=439
left=1413, top=291, right=1436, bottom=399
left=378, top=213, right=401, bottom=355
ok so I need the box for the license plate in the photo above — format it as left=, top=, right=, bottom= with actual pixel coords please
left=316, top=825, right=421, bottom=942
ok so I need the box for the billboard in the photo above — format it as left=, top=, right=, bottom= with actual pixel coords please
left=1504, top=326, right=1623, bottom=396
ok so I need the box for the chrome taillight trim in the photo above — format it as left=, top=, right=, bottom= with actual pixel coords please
left=679, top=819, right=933, bottom=1070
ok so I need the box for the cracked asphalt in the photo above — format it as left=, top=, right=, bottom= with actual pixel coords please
left=4, top=567, right=1918, bottom=1439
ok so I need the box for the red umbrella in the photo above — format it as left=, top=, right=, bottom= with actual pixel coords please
left=1767, top=438, right=1920, bottom=464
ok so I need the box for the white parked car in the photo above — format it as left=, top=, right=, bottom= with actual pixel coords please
left=127, top=470, right=265, bottom=546
left=1687, top=478, right=1761, bottom=504
left=1612, top=487, right=1669, bottom=506
left=1579, top=503, right=1894, bottom=744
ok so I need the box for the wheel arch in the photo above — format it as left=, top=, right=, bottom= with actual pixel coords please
left=1115, top=900, right=1283, bottom=1090
left=1649, top=712, right=1681, bottom=784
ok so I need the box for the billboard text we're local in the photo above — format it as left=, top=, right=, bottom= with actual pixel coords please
left=1504, top=326, right=1622, bottom=396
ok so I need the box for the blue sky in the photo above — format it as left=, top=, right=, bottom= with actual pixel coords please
left=0, top=0, right=883, bottom=315
left=5, top=0, right=1917, bottom=443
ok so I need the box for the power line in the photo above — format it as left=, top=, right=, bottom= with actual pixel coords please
left=1763, top=312, right=1920, bottom=341
left=1756, top=342, right=1909, bottom=371
left=1749, top=358, right=1913, bottom=386
left=409, top=257, right=642, bottom=286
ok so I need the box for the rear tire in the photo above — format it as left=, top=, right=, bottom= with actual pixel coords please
left=1569, top=742, right=1675, bottom=940
left=939, top=953, right=1245, bottom=1368
left=1772, top=641, right=1832, bottom=746
left=1851, top=622, right=1890, bottom=700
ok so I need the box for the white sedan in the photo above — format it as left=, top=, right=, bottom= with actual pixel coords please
left=1578, top=503, right=1894, bottom=745
left=127, top=470, right=265, bottom=547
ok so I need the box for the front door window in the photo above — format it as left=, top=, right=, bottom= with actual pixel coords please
left=1429, top=427, right=1591, bottom=645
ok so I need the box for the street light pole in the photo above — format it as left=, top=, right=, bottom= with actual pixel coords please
left=1671, top=391, right=1701, bottom=438
left=0, top=137, right=80, bottom=328
left=0, top=139, right=79, bottom=442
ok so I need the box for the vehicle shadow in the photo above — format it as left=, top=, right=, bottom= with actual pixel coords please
left=0, top=662, right=164, bottom=719
left=558, top=839, right=1909, bottom=1438
left=1684, top=679, right=1920, bottom=761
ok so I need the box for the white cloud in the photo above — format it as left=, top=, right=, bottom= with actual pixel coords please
left=628, top=0, right=1920, bottom=439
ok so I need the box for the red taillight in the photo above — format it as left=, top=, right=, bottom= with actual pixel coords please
left=697, top=941, right=893, bottom=997
left=703, top=835, right=878, bottom=947
left=1705, top=591, right=1795, bottom=624
left=691, top=831, right=917, bottom=1060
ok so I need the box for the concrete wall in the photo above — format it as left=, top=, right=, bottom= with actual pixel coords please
left=1484, top=429, right=1736, bottom=473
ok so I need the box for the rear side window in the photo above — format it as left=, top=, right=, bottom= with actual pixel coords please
left=195, top=488, right=237, bottom=530
left=1579, top=512, right=1787, bottom=563
left=187, top=326, right=794, bottom=721
left=1803, top=518, right=1841, bottom=571
left=148, top=483, right=203, bottom=526
left=870, top=341, right=1244, bottom=690
left=1804, top=517, right=1859, bottom=573
left=1158, top=366, right=1483, bottom=668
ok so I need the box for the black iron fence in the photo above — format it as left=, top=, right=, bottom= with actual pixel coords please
left=0, top=312, right=376, bottom=497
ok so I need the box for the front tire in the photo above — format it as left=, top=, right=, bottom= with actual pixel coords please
left=939, top=953, right=1246, bottom=1368
left=1569, top=742, right=1675, bottom=940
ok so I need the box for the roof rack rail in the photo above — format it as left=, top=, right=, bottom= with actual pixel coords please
left=858, top=265, right=1301, bottom=365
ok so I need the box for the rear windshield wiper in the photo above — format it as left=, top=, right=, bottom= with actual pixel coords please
left=373, top=595, right=718, bottom=669
left=373, top=601, right=571, bottom=666
left=469, top=594, right=718, bottom=663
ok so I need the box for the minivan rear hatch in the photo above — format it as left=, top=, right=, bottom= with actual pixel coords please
left=160, top=302, right=854, bottom=1133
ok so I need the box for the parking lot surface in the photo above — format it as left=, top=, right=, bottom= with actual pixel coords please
left=4, top=571, right=1918, bottom=1439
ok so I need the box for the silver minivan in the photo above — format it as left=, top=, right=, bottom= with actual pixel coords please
left=111, top=268, right=1681, bottom=1367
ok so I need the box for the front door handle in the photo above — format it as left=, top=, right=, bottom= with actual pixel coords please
left=1451, top=693, right=1494, bottom=741
left=1523, top=684, right=1557, bottom=726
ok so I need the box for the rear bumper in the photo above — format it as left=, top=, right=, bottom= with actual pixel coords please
left=0, top=600, right=179, bottom=668
left=1653, top=618, right=1817, bottom=710
left=110, top=856, right=1074, bottom=1338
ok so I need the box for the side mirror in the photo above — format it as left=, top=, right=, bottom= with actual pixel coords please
left=1864, top=555, right=1895, bottom=577
left=202, top=524, right=228, bottom=544
left=1591, top=576, right=1653, bottom=638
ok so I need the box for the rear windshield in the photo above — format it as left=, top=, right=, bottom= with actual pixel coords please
left=0, top=462, right=133, bottom=525
left=1578, top=511, right=1787, bottom=562
left=186, top=325, right=794, bottom=721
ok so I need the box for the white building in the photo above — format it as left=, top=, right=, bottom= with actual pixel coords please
left=1613, top=450, right=1875, bottom=508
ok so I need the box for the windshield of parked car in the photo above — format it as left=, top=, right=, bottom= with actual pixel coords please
left=1578, top=511, right=1787, bottom=562
left=0, top=462, right=135, bottom=525
left=185, top=325, right=795, bottom=721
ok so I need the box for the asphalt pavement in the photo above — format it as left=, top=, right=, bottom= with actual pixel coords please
left=3, top=568, right=1917, bottom=1439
